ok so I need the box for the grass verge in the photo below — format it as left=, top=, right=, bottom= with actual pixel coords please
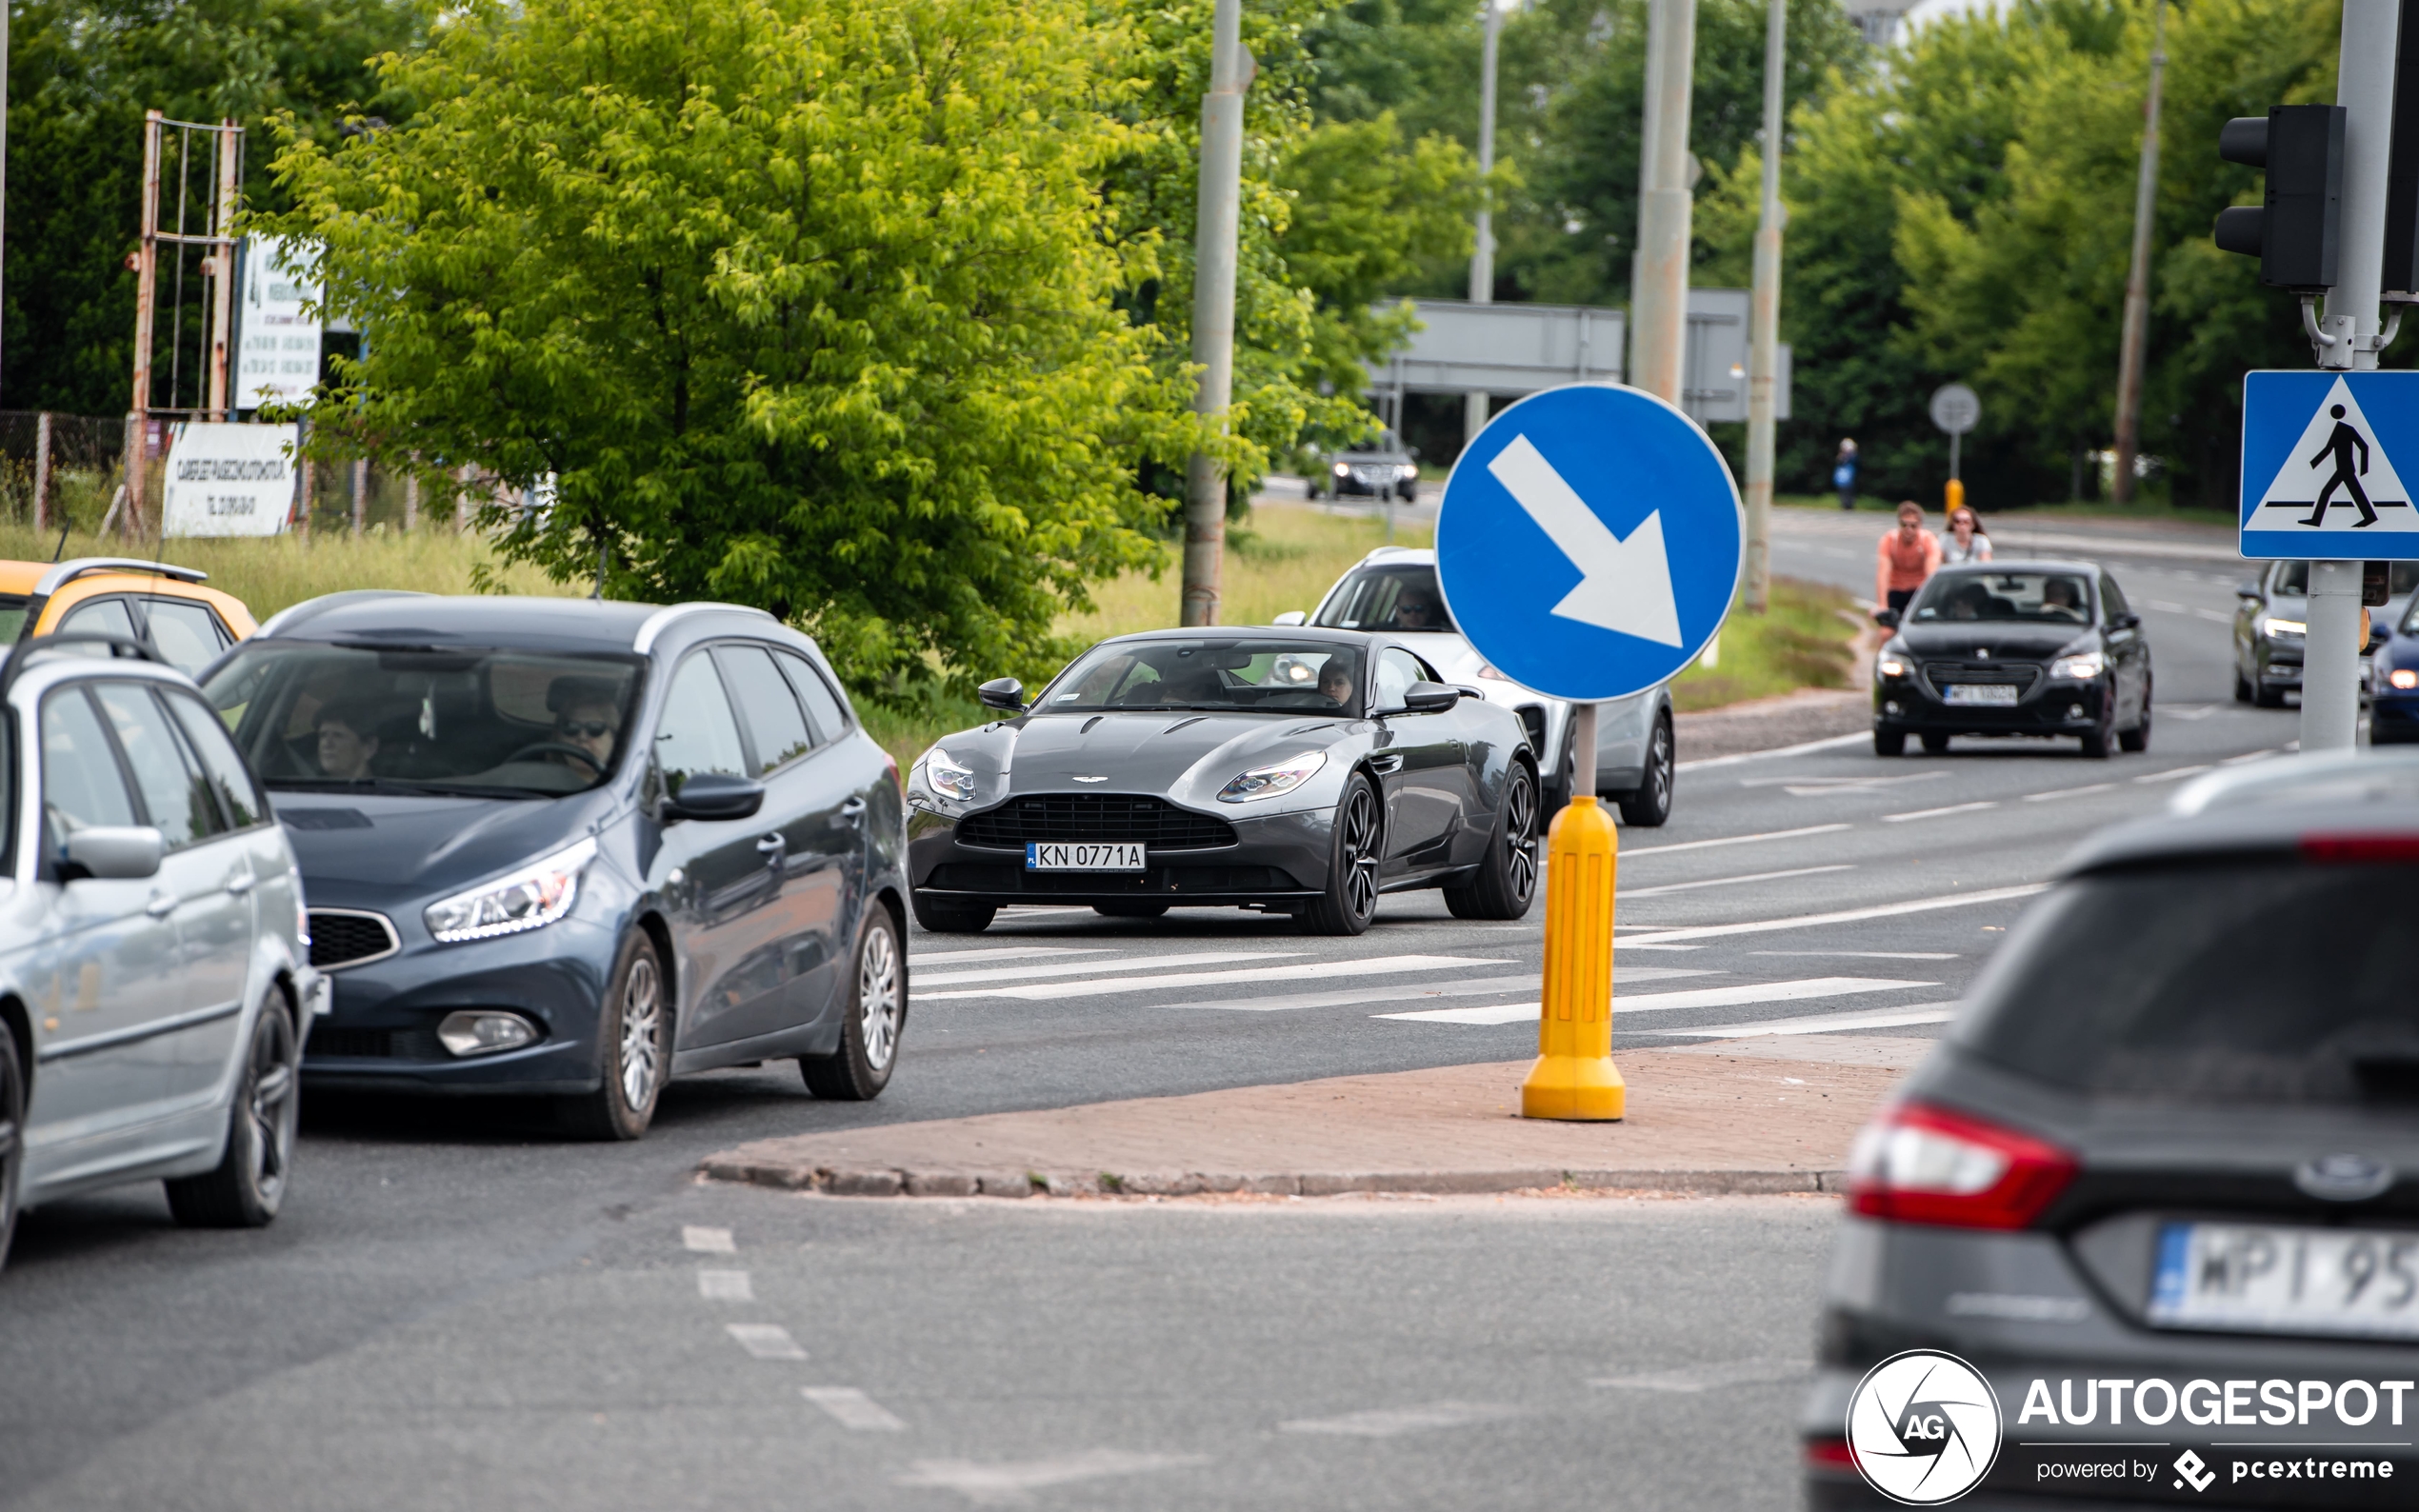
left=1668, top=577, right=1861, bottom=713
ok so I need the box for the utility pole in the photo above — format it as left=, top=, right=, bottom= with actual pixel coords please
left=2111, top=0, right=2168, bottom=505
left=1629, top=0, right=1697, bottom=404
left=1181, top=0, right=1250, bottom=627
left=2, top=0, right=10, bottom=403
left=2305, top=0, right=2398, bottom=752
left=1742, top=0, right=1787, bottom=614
left=207, top=119, right=239, bottom=421
left=1467, top=0, right=1504, bottom=447
left=128, top=110, right=165, bottom=543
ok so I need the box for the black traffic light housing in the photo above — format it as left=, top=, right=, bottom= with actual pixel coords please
left=2213, top=105, right=2347, bottom=289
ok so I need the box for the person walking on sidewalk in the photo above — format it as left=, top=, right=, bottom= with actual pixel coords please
left=1876, top=501, right=1942, bottom=620
left=1833, top=439, right=1860, bottom=511
left=1941, top=505, right=1992, bottom=565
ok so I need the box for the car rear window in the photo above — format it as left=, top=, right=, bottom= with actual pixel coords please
left=1954, top=860, right=2419, bottom=1106
left=1312, top=566, right=1459, bottom=633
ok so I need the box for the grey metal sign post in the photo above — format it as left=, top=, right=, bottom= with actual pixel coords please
left=1929, top=382, right=1981, bottom=483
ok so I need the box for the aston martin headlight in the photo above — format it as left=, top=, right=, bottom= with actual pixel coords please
left=1217, top=750, right=1328, bottom=804
left=924, top=746, right=977, bottom=802
left=424, top=837, right=597, bottom=944
left=2049, top=650, right=2106, bottom=681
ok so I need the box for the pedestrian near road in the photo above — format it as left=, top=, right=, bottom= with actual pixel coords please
left=1941, top=505, right=1992, bottom=565
left=1875, top=501, right=1942, bottom=620
left=1833, top=439, right=1860, bottom=511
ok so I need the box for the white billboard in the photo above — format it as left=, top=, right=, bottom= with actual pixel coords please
left=161, top=423, right=299, bottom=537
left=235, top=236, right=322, bottom=409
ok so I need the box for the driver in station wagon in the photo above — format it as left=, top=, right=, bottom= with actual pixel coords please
left=546, top=676, right=623, bottom=773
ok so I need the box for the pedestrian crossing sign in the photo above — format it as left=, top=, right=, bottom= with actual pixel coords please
left=2241, top=370, right=2419, bottom=559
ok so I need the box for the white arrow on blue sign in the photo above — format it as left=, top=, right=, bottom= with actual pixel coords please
left=1435, top=383, right=1743, bottom=703
left=2241, top=369, right=2419, bottom=560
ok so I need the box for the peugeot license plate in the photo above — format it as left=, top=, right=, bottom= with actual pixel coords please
left=2149, top=1221, right=2419, bottom=1340
left=1025, top=842, right=1147, bottom=871
left=1943, top=684, right=2019, bottom=706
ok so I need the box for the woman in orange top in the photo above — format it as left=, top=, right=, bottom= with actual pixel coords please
left=1875, top=500, right=1943, bottom=619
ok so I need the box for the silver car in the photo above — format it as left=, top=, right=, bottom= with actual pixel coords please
left=1277, top=547, right=1676, bottom=825
left=2231, top=559, right=2409, bottom=706
left=0, top=636, right=322, bottom=1268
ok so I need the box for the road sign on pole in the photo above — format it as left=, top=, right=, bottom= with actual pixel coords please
left=1929, top=382, right=1980, bottom=513
left=1436, top=384, right=1744, bottom=701
left=2241, top=370, right=2419, bottom=557
left=1435, top=382, right=1742, bottom=1124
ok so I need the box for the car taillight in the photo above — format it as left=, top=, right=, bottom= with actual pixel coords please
left=1804, top=1437, right=1857, bottom=1473
left=1846, top=1101, right=2076, bottom=1230
left=2303, top=832, right=2419, bottom=864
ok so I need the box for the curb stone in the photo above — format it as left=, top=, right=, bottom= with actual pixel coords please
left=700, top=1160, right=1849, bottom=1201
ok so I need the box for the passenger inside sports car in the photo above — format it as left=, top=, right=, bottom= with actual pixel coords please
left=1046, top=640, right=1364, bottom=716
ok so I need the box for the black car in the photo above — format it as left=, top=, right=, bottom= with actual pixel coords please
left=904, top=628, right=1539, bottom=935
left=197, top=595, right=909, bottom=1138
left=1804, top=752, right=2419, bottom=1508
left=1871, top=560, right=2152, bottom=758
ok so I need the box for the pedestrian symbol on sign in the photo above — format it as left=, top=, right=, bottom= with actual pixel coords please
left=2249, top=375, right=2415, bottom=533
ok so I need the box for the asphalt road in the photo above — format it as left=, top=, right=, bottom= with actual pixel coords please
left=0, top=508, right=2291, bottom=1510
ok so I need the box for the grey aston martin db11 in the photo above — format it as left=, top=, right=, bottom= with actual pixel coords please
left=904, top=629, right=1541, bottom=935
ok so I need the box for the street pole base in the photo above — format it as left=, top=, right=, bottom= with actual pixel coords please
left=1520, top=1054, right=1626, bottom=1121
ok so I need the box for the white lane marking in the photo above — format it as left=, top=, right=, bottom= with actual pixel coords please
left=909, top=946, right=1118, bottom=965
left=682, top=1225, right=735, bottom=1253
left=1882, top=801, right=2000, bottom=823
left=1156, top=969, right=1711, bottom=1012
left=1646, top=1003, right=1958, bottom=1038
left=1377, top=977, right=1935, bottom=1025
left=1740, top=770, right=1945, bottom=791
left=1592, top=1359, right=1810, bottom=1392
left=997, top=905, right=1099, bottom=915
left=1676, top=731, right=1870, bottom=772
left=1751, top=949, right=1957, bottom=960
left=918, top=954, right=1514, bottom=1003
left=895, top=1450, right=1209, bottom=1506
left=913, top=950, right=1298, bottom=988
left=2192, top=607, right=2232, bottom=624
left=2134, top=764, right=2214, bottom=784
left=2220, top=747, right=2284, bottom=766
left=803, top=1386, right=908, bottom=1431
left=2022, top=783, right=2115, bottom=802
left=1622, top=823, right=1852, bottom=857
left=2146, top=599, right=2188, bottom=612
left=697, top=1269, right=753, bottom=1302
left=727, top=1323, right=809, bottom=1361
left=1621, top=864, right=1852, bottom=898
left=1617, top=883, right=2049, bottom=945
left=1279, top=1402, right=1520, bottom=1437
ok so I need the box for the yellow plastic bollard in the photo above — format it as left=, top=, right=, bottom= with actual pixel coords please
left=1945, top=477, right=1966, bottom=516
left=1521, top=794, right=1625, bottom=1120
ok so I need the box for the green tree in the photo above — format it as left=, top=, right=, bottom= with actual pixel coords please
left=268, top=0, right=1196, bottom=691
left=3, top=0, right=423, bottom=413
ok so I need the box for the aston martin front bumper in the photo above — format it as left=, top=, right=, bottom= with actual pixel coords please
left=907, top=803, right=1333, bottom=906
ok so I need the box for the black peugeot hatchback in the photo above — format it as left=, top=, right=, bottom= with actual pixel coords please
left=1871, top=560, right=2153, bottom=759
left=1804, top=752, right=2419, bottom=1507
left=199, top=594, right=909, bottom=1138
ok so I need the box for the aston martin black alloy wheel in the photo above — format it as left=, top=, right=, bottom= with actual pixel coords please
left=1615, top=709, right=1674, bottom=827
left=1446, top=761, right=1539, bottom=920
left=166, top=999, right=299, bottom=1227
left=1302, top=773, right=1382, bottom=936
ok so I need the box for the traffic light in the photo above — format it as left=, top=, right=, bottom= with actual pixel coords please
left=2213, top=105, right=2347, bottom=289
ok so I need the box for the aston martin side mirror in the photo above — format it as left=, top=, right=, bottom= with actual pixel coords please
left=977, top=677, right=1027, bottom=712
left=1391, top=681, right=1460, bottom=715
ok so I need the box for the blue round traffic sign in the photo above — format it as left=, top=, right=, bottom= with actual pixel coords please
left=1436, top=383, right=1742, bottom=702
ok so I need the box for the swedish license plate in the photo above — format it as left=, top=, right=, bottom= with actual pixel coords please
left=2149, top=1221, right=2419, bottom=1340
left=1943, top=684, right=2019, bottom=706
left=1025, top=842, right=1147, bottom=871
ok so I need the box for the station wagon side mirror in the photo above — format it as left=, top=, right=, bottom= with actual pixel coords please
left=976, top=677, right=1027, bottom=713
left=1269, top=610, right=1308, bottom=627
left=2111, top=611, right=2142, bottom=631
left=1388, top=681, right=1461, bottom=716
left=2236, top=580, right=2264, bottom=599
left=662, top=771, right=765, bottom=823
left=1873, top=607, right=1901, bottom=629
left=59, top=826, right=165, bottom=882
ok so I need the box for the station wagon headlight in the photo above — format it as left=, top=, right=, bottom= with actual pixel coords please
left=2262, top=615, right=2306, bottom=639
left=1218, top=750, right=1327, bottom=803
left=424, top=836, right=597, bottom=944
left=924, top=746, right=977, bottom=802
left=2049, top=650, right=2105, bottom=681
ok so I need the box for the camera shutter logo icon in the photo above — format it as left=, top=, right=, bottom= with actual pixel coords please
left=1845, top=1350, right=2004, bottom=1504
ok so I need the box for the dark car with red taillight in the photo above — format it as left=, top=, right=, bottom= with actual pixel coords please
left=1804, top=751, right=2419, bottom=1508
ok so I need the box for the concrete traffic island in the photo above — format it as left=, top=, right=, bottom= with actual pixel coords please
left=699, top=1036, right=1933, bottom=1201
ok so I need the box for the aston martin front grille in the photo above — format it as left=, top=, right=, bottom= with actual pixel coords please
left=955, top=794, right=1238, bottom=851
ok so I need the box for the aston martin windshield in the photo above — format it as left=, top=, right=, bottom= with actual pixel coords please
left=200, top=643, right=643, bottom=796
left=1908, top=571, right=2092, bottom=625
left=1043, top=640, right=1363, bottom=715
